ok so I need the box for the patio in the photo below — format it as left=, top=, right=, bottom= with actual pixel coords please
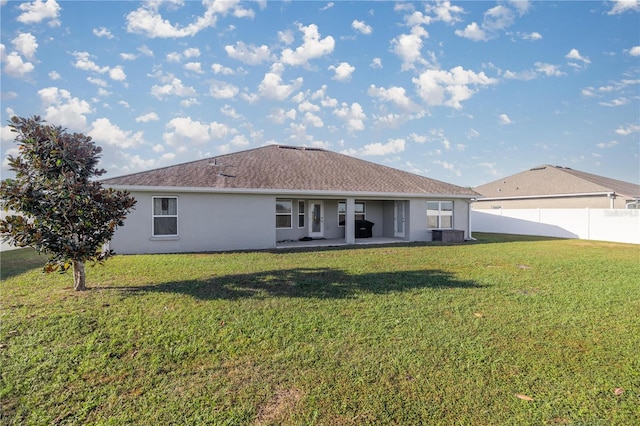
left=275, top=237, right=407, bottom=250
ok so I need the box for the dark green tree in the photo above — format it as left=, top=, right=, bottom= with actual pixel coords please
left=0, top=116, right=136, bottom=290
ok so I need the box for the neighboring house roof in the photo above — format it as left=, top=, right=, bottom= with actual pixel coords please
left=102, top=145, right=478, bottom=197
left=474, top=165, right=640, bottom=200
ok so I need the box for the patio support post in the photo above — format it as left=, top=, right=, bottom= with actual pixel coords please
left=345, top=197, right=356, bottom=245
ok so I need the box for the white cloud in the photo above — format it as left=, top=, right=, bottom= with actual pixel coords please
left=184, top=62, right=204, bottom=73
left=370, top=57, right=383, bottom=69
left=303, top=112, right=324, bottom=128
left=126, top=0, right=253, bottom=38
left=596, top=140, right=618, bottom=148
left=225, top=41, right=272, bottom=65
left=329, top=62, right=355, bottom=81
left=212, top=63, right=235, bottom=75
left=566, top=48, right=591, bottom=68
left=483, top=5, right=515, bottom=32
left=521, top=31, right=542, bottom=41
left=333, top=102, right=366, bottom=132
left=433, top=159, right=461, bottom=176
left=298, top=100, right=320, bottom=113
left=135, top=112, right=159, bottom=123
left=534, top=62, right=565, bottom=77
left=360, top=138, right=406, bottom=156
left=108, top=66, right=126, bottom=81
left=163, top=117, right=233, bottom=146
left=352, top=20, right=373, bottom=35
left=428, top=1, right=465, bottom=23
left=409, top=132, right=428, bottom=144
left=278, top=30, right=294, bottom=45
left=48, top=70, right=61, bottom=80
left=615, top=124, right=640, bottom=135
left=12, top=33, right=38, bottom=60
left=368, top=84, right=420, bottom=112
left=220, top=104, right=242, bottom=119
left=93, top=27, right=114, bottom=39
left=209, top=81, right=239, bottom=99
left=37, top=87, right=92, bottom=130
left=138, top=45, right=154, bottom=57
left=268, top=107, right=297, bottom=124
left=413, top=66, right=497, bottom=109
left=16, top=0, right=61, bottom=26
left=258, top=64, right=303, bottom=101
left=455, top=2, right=529, bottom=41
left=183, top=48, right=200, bottom=58
left=150, top=77, right=197, bottom=99
left=628, top=46, right=640, bottom=56
left=0, top=44, right=35, bottom=78
left=599, top=97, right=628, bottom=107
left=391, top=25, right=430, bottom=70
left=343, top=138, right=405, bottom=157
left=87, top=77, right=107, bottom=87
left=280, top=23, right=335, bottom=67
left=608, top=0, right=639, bottom=15
left=320, top=2, right=334, bottom=12
left=498, top=113, right=513, bottom=125
left=455, top=22, right=488, bottom=41
left=72, top=51, right=108, bottom=73
left=89, top=118, right=145, bottom=148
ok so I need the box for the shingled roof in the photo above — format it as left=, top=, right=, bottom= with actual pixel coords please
left=102, top=145, right=478, bottom=197
left=474, top=165, right=640, bottom=199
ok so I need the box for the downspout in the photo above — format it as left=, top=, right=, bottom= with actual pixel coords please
left=608, top=192, right=615, bottom=209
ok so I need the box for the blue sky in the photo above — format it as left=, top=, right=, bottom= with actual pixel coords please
left=1, top=0, right=638, bottom=187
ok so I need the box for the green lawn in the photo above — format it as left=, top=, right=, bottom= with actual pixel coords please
left=1, top=234, right=639, bottom=425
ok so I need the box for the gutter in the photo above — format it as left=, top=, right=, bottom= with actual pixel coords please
left=476, top=191, right=615, bottom=202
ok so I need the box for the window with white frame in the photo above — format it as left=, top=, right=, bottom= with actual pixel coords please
left=153, top=197, right=178, bottom=236
left=427, top=201, right=453, bottom=229
left=276, top=199, right=292, bottom=228
left=338, top=201, right=365, bottom=226
left=298, top=201, right=305, bottom=228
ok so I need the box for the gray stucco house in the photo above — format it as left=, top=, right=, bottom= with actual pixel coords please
left=102, top=145, right=479, bottom=254
left=473, top=165, right=640, bottom=210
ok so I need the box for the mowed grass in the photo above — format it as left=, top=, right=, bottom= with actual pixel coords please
left=1, top=234, right=639, bottom=425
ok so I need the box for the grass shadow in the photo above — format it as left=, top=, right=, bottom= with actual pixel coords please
left=118, top=267, right=482, bottom=300
left=470, top=232, right=564, bottom=244
left=0, top=248, right=46, bottom=280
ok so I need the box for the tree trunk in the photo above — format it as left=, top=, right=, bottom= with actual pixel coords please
left=73, top=260, right=86, bottom=291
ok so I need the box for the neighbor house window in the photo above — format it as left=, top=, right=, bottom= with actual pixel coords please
left=427, top=201, right=453, bottom=229
left=276, top=199, right=292, bottom=228
left=627, top=201, right=639, bottom=209
left=338, top=201, right=365, bottom=226
left=298, top=201, right=305, bottom=228
left=153, top=197, right=178, bottom=236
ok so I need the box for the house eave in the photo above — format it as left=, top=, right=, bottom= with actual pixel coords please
left=475, top=191, right=616, bottom=202
left=105, top=184, right=476, bottom=200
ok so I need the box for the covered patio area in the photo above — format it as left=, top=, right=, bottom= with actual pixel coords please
left=275, top=236, right=408, bottom=250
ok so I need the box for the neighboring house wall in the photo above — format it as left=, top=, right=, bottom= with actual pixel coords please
left=473, top=195, right=624, bottom=209
left=109, top=191, right=275, bottom=254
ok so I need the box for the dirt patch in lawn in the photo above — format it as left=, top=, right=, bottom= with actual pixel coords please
left=255, top=387, right=303, bottom=425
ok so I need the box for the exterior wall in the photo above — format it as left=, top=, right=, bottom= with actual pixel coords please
left=473, top=195, right=624, bottom=209
left=110, top=191, right=275, bottom=254
left=408, top=198, right=471, bottom=242
left=472, top=208, right=640, bottom=244
left=109, top=192, right=475, bottom=254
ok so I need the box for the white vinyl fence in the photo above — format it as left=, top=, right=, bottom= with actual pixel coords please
left=472, top=208, right=640, bottom=245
